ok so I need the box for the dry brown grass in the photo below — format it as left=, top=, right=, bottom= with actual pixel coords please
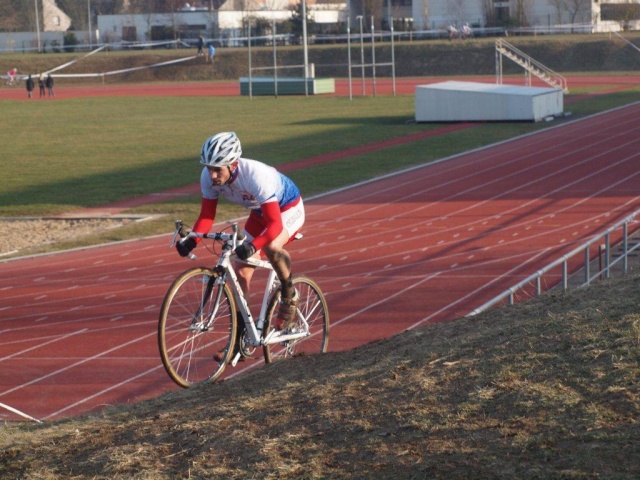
left=1, top=273, right=639, bottom=479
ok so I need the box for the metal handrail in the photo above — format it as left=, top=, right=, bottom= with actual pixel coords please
left=495, top=38, right=568, bottom=92
left=467, top=209, right=640, bottom=316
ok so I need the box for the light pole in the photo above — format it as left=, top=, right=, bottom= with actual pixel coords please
left=302, top=0, right=309, bottom=80
left=371, top=15, right=376, bottom=97
left=87, top=0, right=92, bottom=46
left=347, top=1, right=352, bottom=99
left=356, top=15, right=365, bottom=95
left=34, top=0, right=41, bottom=53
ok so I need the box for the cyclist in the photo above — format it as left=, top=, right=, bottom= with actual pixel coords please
left=461, top=23, right=472, bottom=39
left=176, top=132, right=305, bottom=356
left=6, top=68, right=17, bottom=86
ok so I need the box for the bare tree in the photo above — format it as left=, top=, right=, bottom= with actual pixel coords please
left=446, top=0, right=466, bottom=25
left=512, top=0, right=532, bottom=26
left=547, top=0, right=564, bottom=23
left=562, top=0, right=590, bottom=25
left=360, top=0, right=385, bottom=30
left=0, top=0, right=40, bottom=31
left=0, top=0, right=23, bottom=31
left=480, top=0, right=497, bottom=27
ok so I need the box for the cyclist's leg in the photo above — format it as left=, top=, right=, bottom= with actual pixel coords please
left=264, top=201, right=305, bottom=326
left=237, top=211, right=293, bottom=301
left=262, top=199, right=305, bottom=292
left=262, top=230, right=293, bottom=294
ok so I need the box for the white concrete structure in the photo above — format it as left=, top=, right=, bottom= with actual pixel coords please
left=3, top=0, right=638, bottom=51
left=410, top=0, right=640, bottom=32
left=97, top=3, right=346, bottom=45
left=43, top=0, right=72, bottom=32
left=414, top=81, right=564, bottom=122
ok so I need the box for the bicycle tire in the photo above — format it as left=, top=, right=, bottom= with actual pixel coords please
left=158, top=267, right=237, bottom=388
left=263, top=275, right=329, bottom=363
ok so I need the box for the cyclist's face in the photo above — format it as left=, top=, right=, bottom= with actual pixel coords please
left=206, top=163, right=236, bottom=185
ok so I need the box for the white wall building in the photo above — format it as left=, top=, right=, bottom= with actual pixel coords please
left=96, top=0, right=639, bottom=43
left=43, top=0, right=72, bottom=32
left=97, top=2, right=347, bottom=45
left=409, top=0, right=640, bottom=31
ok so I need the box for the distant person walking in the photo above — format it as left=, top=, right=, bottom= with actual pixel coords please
left=38, top=74, right=45, bottom=97
left=45, top=74, right=55, bottom=97
left=196, top=35, right=204, bottom=56
left=208, top=43, right=216, bottom=63
left=26, top=74, right=34, bottom=98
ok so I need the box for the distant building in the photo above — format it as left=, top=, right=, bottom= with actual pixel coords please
left=43, top=0, right=71, bottom=32
left=405, top=0, right=640, bottom=31
left=36, top=0, right=640, bottom=45
left=97, top=1, right=348, bottom=46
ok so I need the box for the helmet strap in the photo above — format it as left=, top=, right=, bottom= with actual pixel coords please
left=225, top=164, right=239, bottom=185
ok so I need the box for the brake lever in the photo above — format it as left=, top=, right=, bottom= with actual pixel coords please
left=170, top=219, right=188, bottom=248
left=170, top=228, right=180, bottom=248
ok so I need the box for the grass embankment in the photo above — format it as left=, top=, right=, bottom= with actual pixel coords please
left=1, top=272, right=638, bottom=479
left=2, top=33, right=640, bottom=82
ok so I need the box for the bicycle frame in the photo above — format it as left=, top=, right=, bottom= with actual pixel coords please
left=176, top=222, right=312, bottom=363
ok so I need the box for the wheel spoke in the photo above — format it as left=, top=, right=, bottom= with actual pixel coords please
left=263, top=276, right=329, bottom=364
left=159, top=268, right=236, bottom=387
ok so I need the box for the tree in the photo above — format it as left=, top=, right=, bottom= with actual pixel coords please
left=562, top=0, right=591, bottom=26
left=547, top=0, right=564, bottom=24
left=512, top=0, right=532, bottom=26
left=0, top=0, right=33, bottom=31
left=288, top=0, right=316, bottom=37
left=0, top=1, right=22, bottom=31
left=361, top=0, right=385, bottom=30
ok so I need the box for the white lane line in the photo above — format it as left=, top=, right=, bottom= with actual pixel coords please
left=407, top=248, right=552, bottom=330
left=0, top=330, right=156, bottom=398
left=224, top=271, right=444, bottom=382
left=45, top=363, right=166, bottom=420
left=0, top=329, right=87, bottom=362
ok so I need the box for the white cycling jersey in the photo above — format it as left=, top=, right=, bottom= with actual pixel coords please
left=200, top=157, right=300, bottom=210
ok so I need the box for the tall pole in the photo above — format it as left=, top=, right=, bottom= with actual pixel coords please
left=357, top=15, right=365, bottom=96
left=34, top=0, right=41, bottom=53
left=371, top=15, right=376, bottom=98
left=87, top=0, right=92, bottom=46
left=390, top=16, right=396, bottom=96
left=302, top=0, right=309, bottom=96
left=272, top=18, right=278, bottom=98
left=347, top=1, right=352, bottom=100
left=248, top=20, right=253, bottom=99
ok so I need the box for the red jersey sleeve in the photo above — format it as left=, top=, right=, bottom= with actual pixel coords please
left=192, top=197, right=218, bottom=243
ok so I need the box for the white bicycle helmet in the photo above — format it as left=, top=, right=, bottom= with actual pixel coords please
left=200, top=132, right=242, bottom=167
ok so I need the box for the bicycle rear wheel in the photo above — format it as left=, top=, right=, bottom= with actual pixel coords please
left=263, top=275, right=329, bottom=363
left=158, top=267, right=237, bottom=388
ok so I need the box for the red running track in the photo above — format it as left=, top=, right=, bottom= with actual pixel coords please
left=2, top=75, right=640, bottom=101
left=1, top=100, right=640, bottom=422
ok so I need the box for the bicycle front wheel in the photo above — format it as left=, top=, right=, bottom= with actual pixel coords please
left=263, top=275, right=329, bottom=363
left=158, top=267, right=237, bottom=388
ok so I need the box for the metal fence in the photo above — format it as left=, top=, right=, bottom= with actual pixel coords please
left=468, top=209, right=640, bottom=316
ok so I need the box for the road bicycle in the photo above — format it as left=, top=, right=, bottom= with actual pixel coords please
left=158, top=220, right=330, bottom=388
left=3, top=75, right=18, bottom=87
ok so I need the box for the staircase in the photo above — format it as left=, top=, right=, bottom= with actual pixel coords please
left=495, top=39, right=568, bottom=93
